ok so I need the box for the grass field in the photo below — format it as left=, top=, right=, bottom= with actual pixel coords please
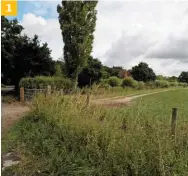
left=2, top=88, right=188, bottom=176
left=91, top=87, right=179, bottom=99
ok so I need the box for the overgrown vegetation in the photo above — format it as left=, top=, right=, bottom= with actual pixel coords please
left=122, top=77, right=138, bottom=88
left=2, top=89, right=188, bottom=175
left=19, top=76, right=72, bottom=92
left=108, top=76, right=122, bottom=87
left=155, top=80, right=170, bottom=88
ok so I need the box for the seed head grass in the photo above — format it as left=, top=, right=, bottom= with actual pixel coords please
left=2, top=89, right=188, bottom=176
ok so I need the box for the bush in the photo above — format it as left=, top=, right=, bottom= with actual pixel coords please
left=145, top=81, right=156, bottom=89
left=184, top=83, right=188, bottom=87
left=137, top=81, right=145, bottom=90
left=169, top=82, right=178, bottom=87
left=178, top=82, right=188, bottom=87
left=155, top=80, right=169, bottom=88
left=100, top=78, right=109, bottom=84
left=121, top=77, right=138, bottom=88
left=19, top=76, right=72, bottom=92
left=108, top=76, right=121, bottom=87
left=98, top=82, right=110, bottom=90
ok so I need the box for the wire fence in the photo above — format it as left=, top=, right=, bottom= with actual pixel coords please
left=24, top=88, right=46, bottom=101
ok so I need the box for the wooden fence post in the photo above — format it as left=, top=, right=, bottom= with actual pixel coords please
left=46, top=85, right=51, bottom=97
left=20, top=87, right=24, bottom=102
left=86, top=93, right=90, bottom=107
left=171, top=108, right=178, bottom=137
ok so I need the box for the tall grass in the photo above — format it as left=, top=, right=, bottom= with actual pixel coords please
left=3, top=89, right=188, bottom=175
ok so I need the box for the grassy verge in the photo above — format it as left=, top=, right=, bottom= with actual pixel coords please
left=2, top=89, right=188, bottom=176
left=91, top=86, right=179, bottom=99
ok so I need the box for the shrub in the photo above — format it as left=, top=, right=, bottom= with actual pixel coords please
left=98, top=83, right=110, bottom=90
left=178, top=82, right=188, bottom=87
left=121, top=77, right=138, bottom=88
left=137, top=81, right=145, bottom=90
left=184, top=83, right=188, bottom=87
left=100, top=79, right=110, bottom=85
left=155, top=80, right=169, bottom=88
left=169, top=82, right=178, bottom=87
left=145, top=81, right=156, bottom=89
left=108, top=76, right=121, bottom=87
left=98, top=79, right=111, bottom=90
left=19, top=76, right=72, bottom=92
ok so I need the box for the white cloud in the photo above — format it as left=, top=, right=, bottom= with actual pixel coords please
left=20, top=1, right=188, bottom=76
left=21, top=13, right=63, bottom=59
left=93, top=1, right=188, bottom=76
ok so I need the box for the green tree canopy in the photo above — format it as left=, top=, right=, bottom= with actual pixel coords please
left=102, top=66, right=124, bottom=78
left=167, top=76, right=177, bottom=82
left=78, top=56, right=103, bottom=87
left=57, top=1, right=98, bottom=89
left=178, top=71, right=188, bottom=83
left=1, top=17, right=55, bottom=91
left=131, top=62, right=156, bottom=82
left=156, top=75, right=167, bottom=80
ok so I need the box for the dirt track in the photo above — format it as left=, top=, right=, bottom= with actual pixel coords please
left=1, top=103, right=29, bottom=136
left=92, top=89, right=172, bottom=106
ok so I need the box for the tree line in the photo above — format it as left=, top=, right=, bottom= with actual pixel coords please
left=1, top=0, right=188, bottom=92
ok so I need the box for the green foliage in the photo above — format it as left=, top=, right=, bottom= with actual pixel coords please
left=78, top=56, right=103, bottom=87
left=101, top=69, right=110, bottom=79
left=178, top=71, right=188, bottom=83
left=54, top=63, right=63, bottom=77
left=102, top=66, right=124, bottom=78
left=145, top=81, right=156, bottom=89
left=19, top=76, right=72, bottom=91
left=57, top=1, right=98, bottom=89
left=167, top=76, right=178, bottom=82
left=155, top=80, right=169, bottom=88
left=178, top=82, right=188, bottom=87
left=1, top=17, right=55, bottom=91
left=155, top=81, right=178, bottom=88
left=169, top=81, right=178, bottom=87
left=98, top=79, right=110, bottom=90
left=156, top=75, right=167, bottom=80
left=3, top=90, right=188, bottom=175
left=131, top=62, right=156, bottom=82
left=109, top=66, right=124, bottom=77
left=137, top=81, right=145, bottom=90
left=121, top=77, right=138, bottom=88
left=108, top=76, right=121, bottom=87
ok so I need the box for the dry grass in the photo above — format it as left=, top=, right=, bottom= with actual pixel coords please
left=2, top=89, right=188, bottom=176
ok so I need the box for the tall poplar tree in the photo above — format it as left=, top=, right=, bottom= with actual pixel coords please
left=57, top=1, right=97, bottom=89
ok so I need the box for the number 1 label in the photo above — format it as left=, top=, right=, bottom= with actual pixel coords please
left=1, top=1, right=17, bottom=16
left=6, top=4, right=12, bottom=12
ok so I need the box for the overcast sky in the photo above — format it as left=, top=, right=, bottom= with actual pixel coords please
left=18, top=1, right=188, bottom=76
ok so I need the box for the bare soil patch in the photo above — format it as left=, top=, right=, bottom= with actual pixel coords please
left=1, top=102, right=29, bottom=137
left=92, top=90, right=172, bottom=107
